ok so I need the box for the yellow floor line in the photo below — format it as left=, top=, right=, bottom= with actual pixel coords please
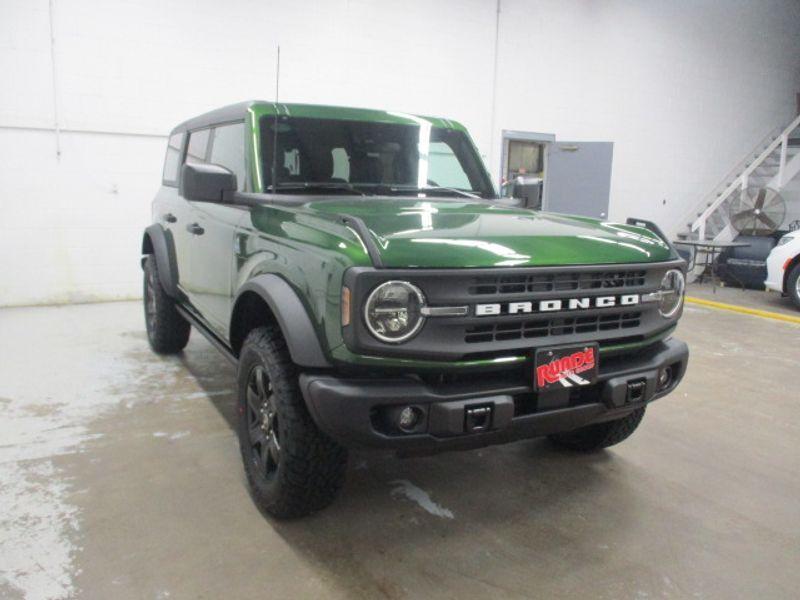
left=685, top=296, right=800, bottom=324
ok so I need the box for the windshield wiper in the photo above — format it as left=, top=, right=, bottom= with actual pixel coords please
left=350, top=183, right=482, bottom=199
left=272, top=182, right=366, bottom=196
left=429, top=186, right=482, bottom=199
left=272, top=182, right=482, bottom=199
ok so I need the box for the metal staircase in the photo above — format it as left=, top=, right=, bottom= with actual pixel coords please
left=679, top=113, right=800, bottom=242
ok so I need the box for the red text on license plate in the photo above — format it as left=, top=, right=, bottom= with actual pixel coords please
left=535, top=346, right=597, bottom=390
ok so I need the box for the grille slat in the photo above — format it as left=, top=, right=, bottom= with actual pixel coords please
left=464, top=312, right=642, bottom=344
left=468, top=270, right=646, bottom=296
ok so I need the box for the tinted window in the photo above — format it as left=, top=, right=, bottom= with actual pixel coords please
left=162, top=132, right=184, bottom=186
left=186, top=128, right=210, bottom=165
left=259, top=117, right=494, bottom=198
left=210, top=123, right=246, bottom=191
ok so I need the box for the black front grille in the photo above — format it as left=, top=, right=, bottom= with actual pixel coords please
left=344, top=261, right=681, bottom=361
left=467, top=270, right=646, bottom=295
left=464, top=311, right=642, bottom=343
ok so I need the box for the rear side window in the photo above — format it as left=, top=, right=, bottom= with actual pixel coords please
left=209, top=122, right=246, bottom=191
left=162, top=132, right=184, bottom=186
left=186, top=128, right=211, bottom=165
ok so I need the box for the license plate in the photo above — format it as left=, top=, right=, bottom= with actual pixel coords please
left=534, top=344, right=599, bottom=392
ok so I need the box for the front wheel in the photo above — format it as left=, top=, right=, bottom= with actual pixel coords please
left=548, top=407, right=646, bottom=452
left=237, top=326, right=348, bottom=519
left=787, top=263, right=800, bottom=310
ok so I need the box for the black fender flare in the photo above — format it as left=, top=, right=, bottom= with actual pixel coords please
left=232, top=275, right=331, bottom=368
left=141, top=224, right=179, bottom=298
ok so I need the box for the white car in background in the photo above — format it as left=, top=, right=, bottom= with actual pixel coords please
left=765, top=230, right=800, bottom=309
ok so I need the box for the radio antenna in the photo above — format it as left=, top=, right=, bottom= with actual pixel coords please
left=271, top=45, right=281, bottom=192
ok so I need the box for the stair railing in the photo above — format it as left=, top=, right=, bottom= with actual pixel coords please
left=691, top=112, right=800, bottom=240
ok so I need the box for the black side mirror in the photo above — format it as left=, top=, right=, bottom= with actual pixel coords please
left=180, top=162, right=236, bottom=202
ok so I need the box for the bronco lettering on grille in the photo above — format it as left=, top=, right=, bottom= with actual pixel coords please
left=475, top=294, right=640, bottom=316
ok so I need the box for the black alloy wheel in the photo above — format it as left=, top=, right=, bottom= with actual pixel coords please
left=236, top=326, right=347, bottom=518
left=245, top=365, right=281, bottom=478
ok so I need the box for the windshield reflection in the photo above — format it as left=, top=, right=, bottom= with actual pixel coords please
left=259, top=115, right=495, bottom=198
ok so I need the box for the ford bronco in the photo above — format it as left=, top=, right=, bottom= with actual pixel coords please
left=142, top=101, right=689, bottom=518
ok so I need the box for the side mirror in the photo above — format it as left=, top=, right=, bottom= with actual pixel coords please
left=180, top=162, right=236, bottom=202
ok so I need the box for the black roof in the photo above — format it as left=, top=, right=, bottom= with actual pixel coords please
left=170, top=100, right=266, bottom=134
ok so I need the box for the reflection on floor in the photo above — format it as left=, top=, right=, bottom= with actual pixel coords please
left=1, top=300, right=799, bottom=599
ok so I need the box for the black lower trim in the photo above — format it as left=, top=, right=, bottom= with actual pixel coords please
left=300, top=338, right=689, bottom=453
left=176, top=305, right=238, bottom=365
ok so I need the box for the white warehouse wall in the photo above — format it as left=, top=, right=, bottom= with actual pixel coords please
left=1, top=0, right=799, bottom=306
left=492, top=0, right=800, bottom=234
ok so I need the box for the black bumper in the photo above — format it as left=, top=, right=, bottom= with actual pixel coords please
left=300, top=339, right=689, bottom=453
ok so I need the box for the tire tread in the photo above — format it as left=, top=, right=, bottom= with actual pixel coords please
left=143, top=255, right=190, bottom=354
left=238, top=326, right=347, bottom=519
left=548, top=407, right=646, bottom=452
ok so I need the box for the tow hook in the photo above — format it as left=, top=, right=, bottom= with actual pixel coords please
left=465, top=405, right=492, bottom=433
left=627, top=379, right=647, bottom=403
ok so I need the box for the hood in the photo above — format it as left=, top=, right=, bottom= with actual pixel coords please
left=305, top=198, right=674, bottom=268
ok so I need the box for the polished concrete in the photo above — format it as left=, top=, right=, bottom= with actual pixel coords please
left=1, top=291, right=799, bottom=599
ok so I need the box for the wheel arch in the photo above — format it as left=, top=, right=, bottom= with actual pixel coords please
left=230, top=275, right=331, bottom=368
left=141, top=224, right=180, bottom=298
left=782, top=252, right=800, bottom=293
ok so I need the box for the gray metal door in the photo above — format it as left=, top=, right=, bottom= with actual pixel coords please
left=544, top=142, right=613, bottom=219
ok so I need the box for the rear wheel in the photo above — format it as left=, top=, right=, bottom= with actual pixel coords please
left=548, top=407, right=646, bottom=452
left=143, top=255, right=190, bottom=354
left=237, top=326, right=347, bottom=519
left=787, top=263, right=800, bottom=309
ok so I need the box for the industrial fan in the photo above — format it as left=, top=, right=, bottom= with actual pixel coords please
left=728, top=186, right=786, bottom=235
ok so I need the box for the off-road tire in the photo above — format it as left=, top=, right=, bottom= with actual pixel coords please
left=787, top=263, right=800, bottom=310
left=548, top=407, right=646, bottom=452
left=237, top=326, right=348, bottom=519
left=143, top=255, right=190, bottom=354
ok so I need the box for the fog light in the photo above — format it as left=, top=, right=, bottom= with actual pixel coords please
left=397, top=406, right=421, bottom=432
left=657, top=367, right=673, bottom=391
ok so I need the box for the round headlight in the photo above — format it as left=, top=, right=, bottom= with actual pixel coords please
left=364, top=281, right=425, bottom=343
left=658, top=269, right=685, bottom=318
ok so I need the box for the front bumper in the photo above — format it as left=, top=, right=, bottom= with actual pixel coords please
left=300, top=338, right=689, bottom=453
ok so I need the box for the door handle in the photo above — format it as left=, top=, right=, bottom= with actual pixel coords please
left=186, top=223, right=205, bottom=235
left=163, top=213, right=177, bottom=223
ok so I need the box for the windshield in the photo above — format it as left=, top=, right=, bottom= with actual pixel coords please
left=259, top=116, right=495, bottom=198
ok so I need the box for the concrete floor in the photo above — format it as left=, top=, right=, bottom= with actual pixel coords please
left=686, top=280, right=800, bottom=317
left=1, top=292, right=799, bottom=600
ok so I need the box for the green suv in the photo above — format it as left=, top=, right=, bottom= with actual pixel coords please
left=142, top=101, right=689, bottom=518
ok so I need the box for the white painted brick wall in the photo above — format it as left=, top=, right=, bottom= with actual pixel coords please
left=1, top=0, right=799, bottom=305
